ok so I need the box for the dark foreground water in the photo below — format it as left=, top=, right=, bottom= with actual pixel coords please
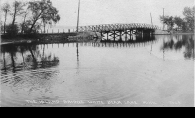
left=0, top=35, right=194, bottom=107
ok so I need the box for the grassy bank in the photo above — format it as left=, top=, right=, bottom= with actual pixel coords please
left=1, top=32, right=77, bottom=45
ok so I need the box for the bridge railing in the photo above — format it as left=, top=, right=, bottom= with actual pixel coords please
left=78, top=23, right=162, bottom=32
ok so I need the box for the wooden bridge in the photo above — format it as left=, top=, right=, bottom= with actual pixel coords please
left=78, top=23, right=163, bottom=41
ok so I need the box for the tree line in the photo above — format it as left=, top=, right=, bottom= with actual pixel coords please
left=1, top=0, right=60, bottom=36
left=160, top=6, right=195, bottom=32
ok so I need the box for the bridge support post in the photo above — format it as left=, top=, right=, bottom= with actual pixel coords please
left=129, top=30, right=131, bottom=40
left=150, top=30, right=152, bottom=37
left=143, top=29, right=146, bottom=37
left=107, top=32, right=109, bottom=41
left=113, top=31, right=116, bottom=41
left=125, top=30, right=128, bottom=41
left=150, top=30, right=154, bottom=36
left=119, top=31, right=122, bottom=41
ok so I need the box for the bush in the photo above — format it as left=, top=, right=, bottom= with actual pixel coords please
left=6, top=24, right=19, bottom=35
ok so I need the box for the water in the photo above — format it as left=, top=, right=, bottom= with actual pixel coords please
left=0, top=34, right=194, bottom=107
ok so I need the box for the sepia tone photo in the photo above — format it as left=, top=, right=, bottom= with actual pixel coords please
left=0, top=0, right=194, bottom=107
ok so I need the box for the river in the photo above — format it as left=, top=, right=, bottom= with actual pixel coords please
left=0, top=34, right=194, bottom=107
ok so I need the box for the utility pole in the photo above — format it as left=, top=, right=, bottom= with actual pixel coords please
left=76, top=0, right=81, bottom=32
left=150, top=13, right=153, bottom=26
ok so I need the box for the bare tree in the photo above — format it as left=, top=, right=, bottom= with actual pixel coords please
left=20, top=2, right=30, bottom=34
left=10, top=1, right=25, bottom=28
left=183, top=6, right=195, bottom=31
left=1, top=3, right=10, bottom=34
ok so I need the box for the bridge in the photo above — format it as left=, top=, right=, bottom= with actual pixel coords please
left=1, top=23, right=168, bottom=43
left=78, top=23, right=167, bottom=41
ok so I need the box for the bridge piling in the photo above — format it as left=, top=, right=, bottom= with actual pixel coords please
left=107, top=32, right=109, bottom=41
left=119, top=31, right=122, bottom=41
left=125, top=31, right=128, bottom=41
left=141, top=29, right=144, bottom=38
left=113, top=31, right=116, bottom=41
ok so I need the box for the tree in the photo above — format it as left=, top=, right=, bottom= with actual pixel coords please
left=20, top=2, right=30, bottom=34
left=160, top=15, right=175, bottom=31
left=22, top=20, right=41, bottom=34
left=182, top=21, right=188, bottom=31
left=1, top=21, right=4, bottom=34
left=28, top=0, right=60, bottom=33
left=1, top=3, right=10, bottom=34
left=174, top=16, right=184, bottom=30
left=183, top=6, right=195, bottom=31
left=10, top=1, right=25, bottom=27
left=41, top=9, right=60, bottom=33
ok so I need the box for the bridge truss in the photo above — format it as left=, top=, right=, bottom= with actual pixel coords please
left=78, top=23, right=161, bottom=41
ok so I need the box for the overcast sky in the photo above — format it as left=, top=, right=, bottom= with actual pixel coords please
left=1, top=0, right=194, bottom=29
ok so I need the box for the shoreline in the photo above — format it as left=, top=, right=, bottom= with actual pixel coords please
left=1, top=33, right=194, bottom=45
left=172, top=32, right=194, bottom=35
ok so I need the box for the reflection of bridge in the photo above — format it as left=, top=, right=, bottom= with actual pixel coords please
left=78, top=23, right=162, bottom=41
left=78, top=40, right=158, bottom=48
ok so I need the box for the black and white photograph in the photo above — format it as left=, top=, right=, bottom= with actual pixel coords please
left=0, top=0, right=194, bottom=107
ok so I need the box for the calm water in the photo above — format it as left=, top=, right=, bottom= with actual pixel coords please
left=0, top=35, right=194, bottom=107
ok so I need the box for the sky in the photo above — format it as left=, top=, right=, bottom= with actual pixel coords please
left=1, top=0, right=194, bottom=30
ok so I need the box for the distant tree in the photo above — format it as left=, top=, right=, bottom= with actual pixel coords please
left=182, top=21, right=188, bottom=32
left=183, top=6, right=195, bottom=31
left=160, top=15, right=175, bottom=31
left=28, top=0, right=60, bottom=33
left=1, top=3, right=11, bottom=34
left=174, top=16, right=184, bottom=30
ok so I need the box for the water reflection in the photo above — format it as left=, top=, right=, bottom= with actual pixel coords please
left=76, top=43, right=80, bottom=75
left=101, top=34, right=155, bottom=43
left=1, top=35, right=194, bottom=75
left=162, top=35, right=194, bottom=59
left=1, top=43, right=60, bottom=74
